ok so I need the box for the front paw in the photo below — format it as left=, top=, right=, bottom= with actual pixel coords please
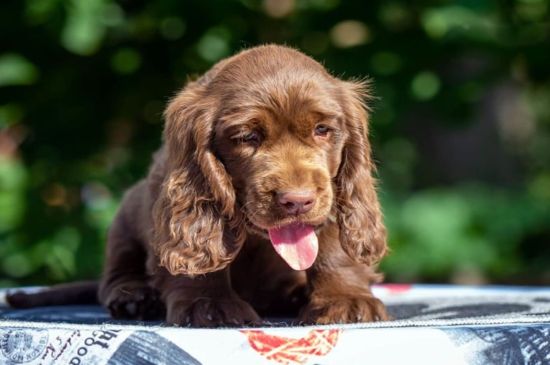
left=105, top=286, right=165, bottom=321
left=167, top=296, right=261, bottom=327
left=299, top=294, right=388, bottom=324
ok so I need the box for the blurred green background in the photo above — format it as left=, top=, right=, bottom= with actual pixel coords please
left=1, top=0, right=549, bottom=287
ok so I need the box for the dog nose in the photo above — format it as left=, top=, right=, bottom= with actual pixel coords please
left=277, top=190, right=316, bottom=215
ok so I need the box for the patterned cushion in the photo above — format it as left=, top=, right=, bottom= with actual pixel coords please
left=1, top=285, right=549, bottom=364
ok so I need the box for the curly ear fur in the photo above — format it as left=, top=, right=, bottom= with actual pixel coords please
left=152, top=81, right=245, bottom=276
left=337, top=80, right=387, bottom=266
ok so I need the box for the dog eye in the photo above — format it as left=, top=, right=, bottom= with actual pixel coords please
left=239, top=130, right=262, bottom=145
left=314, top=124, right=330, bottom=137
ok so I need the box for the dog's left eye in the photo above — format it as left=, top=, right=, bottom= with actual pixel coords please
left=314, top=124, right=330, bottom=137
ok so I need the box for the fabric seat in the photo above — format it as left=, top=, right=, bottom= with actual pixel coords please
left=1, top=285, right=549, bottom=364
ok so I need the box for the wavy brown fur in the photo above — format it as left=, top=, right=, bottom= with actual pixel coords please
left=8, top=45, right=388, bottom=326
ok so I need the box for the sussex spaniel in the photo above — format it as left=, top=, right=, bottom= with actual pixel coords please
left=10, top=45, right=389, bottom=326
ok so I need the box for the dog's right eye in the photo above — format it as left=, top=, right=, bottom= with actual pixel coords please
left=234, top=130, right=262, bottom=146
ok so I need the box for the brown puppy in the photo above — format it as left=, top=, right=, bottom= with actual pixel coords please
left=11, top=45, right=389, bottom=326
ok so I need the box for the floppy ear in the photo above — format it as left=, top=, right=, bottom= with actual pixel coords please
left=152, top=81, right=245, bottom=276
left=336, top=80, right=387, bottom=266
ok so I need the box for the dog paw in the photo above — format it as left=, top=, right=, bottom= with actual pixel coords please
left=299, top=294, right=388, bottom=324
left=166, top=296, right=261, bottom=327
left=105, top=286, right=165, bottom=321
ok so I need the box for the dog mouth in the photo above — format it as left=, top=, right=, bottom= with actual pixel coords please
left=267, top=222, right=319, bottom=271
left=245, top=217, right=325, bottom=271
left=242, top=197, right=331, bottom=271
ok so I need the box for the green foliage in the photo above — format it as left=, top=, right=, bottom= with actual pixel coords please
left=0, top=54, right=38, bottom=87
left=382, top=185, right=550, bottom=282
left=0, top=0, right=549, bottom=286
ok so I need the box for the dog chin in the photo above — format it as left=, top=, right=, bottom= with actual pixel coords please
left=244, top=216, right=329, bottom=239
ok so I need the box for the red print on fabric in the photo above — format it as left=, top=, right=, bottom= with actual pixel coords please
left=381, top=283, right=412, bottom=294
left=241, top=329, right=341, bottom=364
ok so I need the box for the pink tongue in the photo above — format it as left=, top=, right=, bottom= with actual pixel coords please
left=268, top=223, right=318, bottom=270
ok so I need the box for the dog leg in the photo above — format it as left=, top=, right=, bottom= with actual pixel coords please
left=299, top=225, right=388, bottom=324
left=98, top=210, right=164, bottom=321
left=154, top=267, right=260, bottom=327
